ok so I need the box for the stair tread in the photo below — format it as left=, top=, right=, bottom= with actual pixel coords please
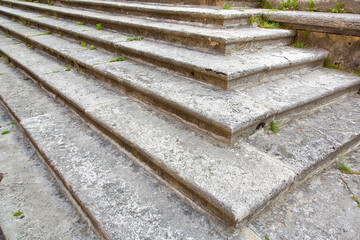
left=246, top=93, right=360, bottom=179
left=1, top=0, right=294, bottom=43
left=0, top=36, right=296, bottom=226
left=59, top=0, right=264, bottom=19
left=0, top=63, right=240, bottom=239
left=1, top=21, right=359, bottom=142
left=0, top=9, right=325, bottom=83
left=0, top=103, right=98, bottom=240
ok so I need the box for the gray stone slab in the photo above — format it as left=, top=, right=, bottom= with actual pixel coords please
left=0, top=60, right=246, bottom=239
left=0, top=104, right=97, bottom=240
left=264, top=10, right=360, bottom=36
left=0, top=27, right=275, bottom=141
left=0, top=9, right=326, bottom=89
left=58, top=0, right=262, bottom=28
left=0, top=63, right=61, bottom=120
left=246, top=94, right=360, bottom=179
left=0, top=0, right=295, bottom=54
left=250, top=146, right=360, bottom=240
left=0, top=36, right=296, bottom=227
left=244, top=67, right=360, bottom=113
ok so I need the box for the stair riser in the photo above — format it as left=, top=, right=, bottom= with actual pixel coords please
left=57, top=0, right=251, bottom=29
left=0, top=2, right=291, bottom=55
left=0, top=51, right=237, bottom=228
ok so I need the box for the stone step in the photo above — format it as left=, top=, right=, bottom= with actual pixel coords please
left=123, top=0, right=259, bottom=7
left=56, top=0, right=264, bottom=29
left=0, top=62, right=242, bottom=239
left=0, top=33, right=298, bottom=229
left=0, top=7, right=327, bottom=90
left=0, top=103, right=98, bottom=240
left=1, top=37, right=359, bottom=236
left=1, top=21, right=358, bottom=143
left=0, top=0, right=294, bottom=54
left=263, top=10, right=360, bottom=37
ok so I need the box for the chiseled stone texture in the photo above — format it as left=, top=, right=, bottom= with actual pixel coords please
left=250, top=145, right=360, bottom=240
left=0, top=105, right=97, bottom=240
left=246, top=94, right=360, bottom=179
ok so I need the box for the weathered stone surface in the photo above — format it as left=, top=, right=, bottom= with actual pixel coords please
left=0, top=61, right=254, bottom=239
left=264, top=10, right=360, bottom=36
left=244, top=67, right=360, bottom=114
left=0, top=1, right=294, bottom=54
left=0, top=104, right=97, bottom=240
left=269, top=0, right=360, bottom=14
left=0, top=39, right=297, bottom=227
left=0, top=23, right=342, bottom=143
left=246, top=94, right=360, bottom=179
left=295, top=30, right=360, bottom=71
left=250, top=144, right=360, bottom=240
left=57, top=0, right=265, bottom=28
left=0, top=10, right=327, bottom=89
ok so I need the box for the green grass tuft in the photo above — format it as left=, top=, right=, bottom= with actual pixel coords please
left=126, top=36, right=144, bottom=41
left=96, top=23, right=103, bottom=30
left=109, top=57, right=125, bottom=62
left=330, top=2, right=345, bottom=13
left=293, top=42, right=307, bottom=48
left=76, top=21, right=86, bottom=25
left=3, top=56, right=9, bottom=64
left=1, top=130, right=10, bottom=135
left=306, top=0, right=318, bottom=12
left=223, top=3, right=232, bottom=9
left=266, top=120, right=283, bottom=133
left=13, top=211, right=22, bottom=216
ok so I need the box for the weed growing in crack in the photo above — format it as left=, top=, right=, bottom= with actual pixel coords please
left=340, top=177, right=360, bottom=208
left=266, top=120, right=283, bottom=133
left=279, top=0, right=299, bottom=10
left=21, top=18, right=30, bottom=27
left=1, top=130, right=10, bottom=135
left=293, top=42, right=307, bottom=48
left=76, top=21, right=86, bottom=26
left=12, top=211, right=22, bottom=216
left=330, top=2, right=345, bottom=13
left=109, top=57, right=125, bottom=62
left=249, top=16, right=281, bottom=28
left=306, top=0, right=318, bottom=12
left=96, top=23, right=103, bottom=30
left=222, top=3, right=232, bottom=9
left=259, top=0, right=273, bottom=9
left=25, top=31, right=52, bottom=38
left=3, top=56, right=9, bottom=64
left=53, top=12, right=58, bottom=19
left=44, top=70, right=61, bottom=74
left=26, top=44, right=34, bottom=49
left=338, top=153, right=360, bottom=175
left=126, top=36, right=144, bottom=41
left=37, top=14, right=49, bottom=17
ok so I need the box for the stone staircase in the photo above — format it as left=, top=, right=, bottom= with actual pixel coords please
left=0, top=0, right=359, bottom=238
